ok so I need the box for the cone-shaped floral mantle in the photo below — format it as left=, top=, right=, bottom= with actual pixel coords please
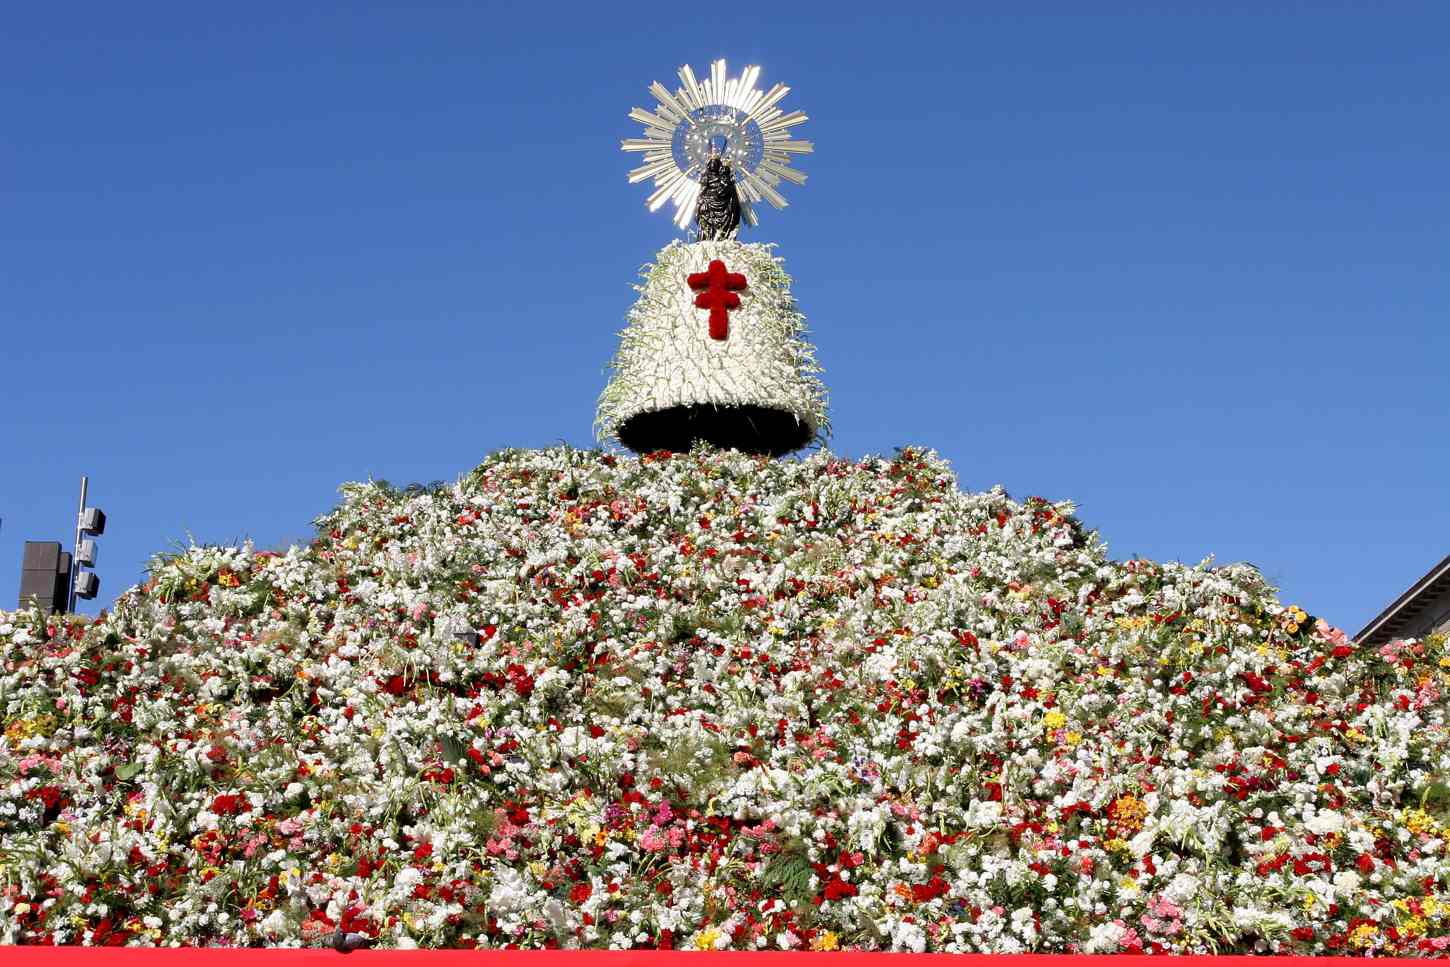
left=596, top=239, right=829, bottom=456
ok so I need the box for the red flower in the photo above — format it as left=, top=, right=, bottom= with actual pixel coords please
left=910, top=876, right=950, bottom=903
left=1357, top=853, right=1375, bottom=874
left=822, top=876, right=857, bottom=901
left=211, top=793, right=245, bottom=815
left=570, top=882, right=592, bottom=905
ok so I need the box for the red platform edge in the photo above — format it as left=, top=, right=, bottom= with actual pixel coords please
left=0, top=952, right=1381, bottom=965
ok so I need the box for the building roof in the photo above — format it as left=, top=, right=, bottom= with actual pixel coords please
left=1355, top=552, right=1450, bottom=647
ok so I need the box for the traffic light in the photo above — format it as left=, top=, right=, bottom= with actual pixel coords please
left=74, top=571, right=100, bottom=600
left=67, top=475, right=106, bottom=610
left=80, top=508, right=106, bottom=536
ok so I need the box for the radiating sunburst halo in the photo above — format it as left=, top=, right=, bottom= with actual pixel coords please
left=622, top=59, right=813, bottom=231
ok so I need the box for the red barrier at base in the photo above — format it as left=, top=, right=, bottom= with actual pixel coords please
left=0, top=951, right=1384, bottom=966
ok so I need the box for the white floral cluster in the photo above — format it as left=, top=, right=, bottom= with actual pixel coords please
left=2, top=445, right=1448, bottom=954
left=595, top=240, right=829, bottom=448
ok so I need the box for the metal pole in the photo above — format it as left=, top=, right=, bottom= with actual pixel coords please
left=68, top=475, right=87, bottom=614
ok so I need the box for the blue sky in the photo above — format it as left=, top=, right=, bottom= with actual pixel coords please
left=3, top=2, right=1446, bottom=634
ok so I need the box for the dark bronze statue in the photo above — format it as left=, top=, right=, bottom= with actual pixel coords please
left=694, top=155, right=742, bottom=240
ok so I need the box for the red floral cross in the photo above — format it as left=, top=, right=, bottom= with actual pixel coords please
left=686, top=259, right=748, bottom=340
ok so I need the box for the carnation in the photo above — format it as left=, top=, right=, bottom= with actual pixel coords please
left=2, top=445, right=1448, bottom=955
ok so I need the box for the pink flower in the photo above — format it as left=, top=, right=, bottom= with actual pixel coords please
left=1316, top=618, right=1349, bottom=647
left=1147, top=894, right=1182, bottom=919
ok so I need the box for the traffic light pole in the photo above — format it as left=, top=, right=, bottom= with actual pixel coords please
left=68, top=474, right=87, bottom=614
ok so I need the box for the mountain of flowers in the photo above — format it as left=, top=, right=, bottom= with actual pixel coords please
left=3, top=446, right=1449, bottom=955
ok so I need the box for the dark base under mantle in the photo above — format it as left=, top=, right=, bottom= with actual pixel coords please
left=617, top=404, right=814, bottom=458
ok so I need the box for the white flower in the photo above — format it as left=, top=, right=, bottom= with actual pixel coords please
left=1305, top=809, right=1345, bottom=835
left=890, top=920, right=927, bottom=952
left=1084, top=919, right=1126, bottom=953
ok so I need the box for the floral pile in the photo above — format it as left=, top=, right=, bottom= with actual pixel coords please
left=3, top=445, right=1449, bottom=955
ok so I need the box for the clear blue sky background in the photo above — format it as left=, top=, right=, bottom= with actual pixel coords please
left=2, top=3, right=1446, bottom=634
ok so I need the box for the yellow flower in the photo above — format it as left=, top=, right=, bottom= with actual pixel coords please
left=1349, top=923, right=1378, bottom=949
left=52, top=821, right=71, bottom=836
left=1043, top=710, right=1067, bottom=730
left=1403, top=808, right=1440, bottom=836
left=811, top=931, right=840, bottom=951
left=1110, top=794, right=1149, bottom=830
left=694, top=928, right=723, bottom=950
left=1065, top=731, right=1082, bottom=746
